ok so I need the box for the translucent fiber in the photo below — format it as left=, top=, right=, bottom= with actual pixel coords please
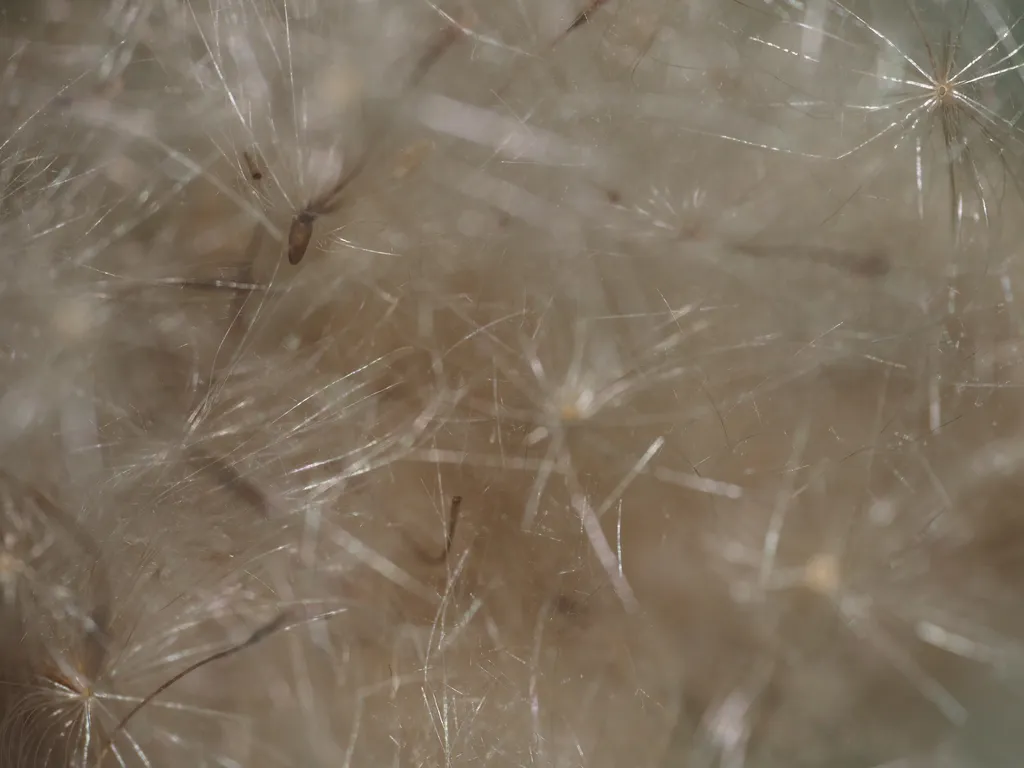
left=2, top=1, right=1024, bottom=765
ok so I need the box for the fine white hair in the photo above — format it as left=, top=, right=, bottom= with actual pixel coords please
left=1, top=0, right=1023, bottom=765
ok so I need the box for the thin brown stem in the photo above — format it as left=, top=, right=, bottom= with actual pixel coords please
left=415, top=495, right=463, bottom=564
left=553, top=0, right=612, bottom=46
left=95, top=612, right=291, bottom=766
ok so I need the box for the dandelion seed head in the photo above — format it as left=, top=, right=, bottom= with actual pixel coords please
left=4, top=0, right=1024, bottom=766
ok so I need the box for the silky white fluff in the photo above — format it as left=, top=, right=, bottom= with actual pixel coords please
left=1, top=0, right=1024, bottom=766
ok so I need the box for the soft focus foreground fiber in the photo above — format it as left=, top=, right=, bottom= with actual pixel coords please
left=2, top=0, right=1024, bottom=765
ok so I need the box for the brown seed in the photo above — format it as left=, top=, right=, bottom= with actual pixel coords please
left=287, top=210, right=316, bottom=265
left=242, top=150, right=263, bottom=181
left=282, top=17, right=466, bottom=267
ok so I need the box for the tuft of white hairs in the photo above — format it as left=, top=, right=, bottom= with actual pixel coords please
left=2, top=0, right=1024, bottom=765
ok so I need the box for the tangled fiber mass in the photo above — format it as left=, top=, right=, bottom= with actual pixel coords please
left=2, top=0, right=1024, bottom=765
